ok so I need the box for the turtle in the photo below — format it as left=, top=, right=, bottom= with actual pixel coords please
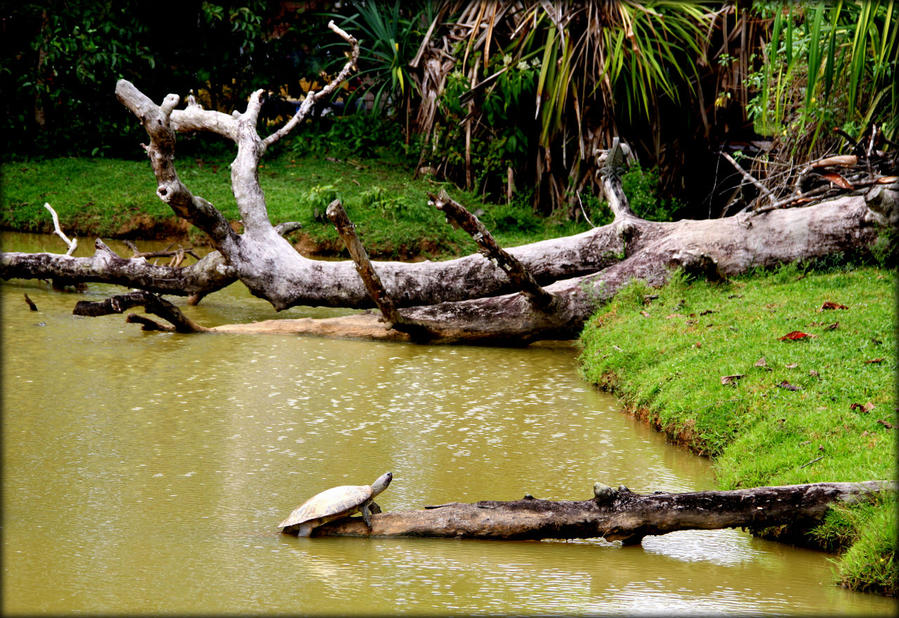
left=278, top=472, right=393, bottom=537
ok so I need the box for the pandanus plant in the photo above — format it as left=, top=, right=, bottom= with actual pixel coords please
left=402, top=0, right=711, bottom=214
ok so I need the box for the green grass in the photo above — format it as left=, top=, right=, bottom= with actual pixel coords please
left=1, top=152, right=596, bottom=259
left=578, top=264, right=897, bottom=596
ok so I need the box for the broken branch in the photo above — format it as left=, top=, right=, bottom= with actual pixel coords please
left=73, top=291, right=207, bottom=333
left=326, top=199, right=402, bottom=326
left=721, top=151, right=777, bottom=206
left=42, top=202, right=77, bottom=256
left=429, top=189, right=557, bottom=311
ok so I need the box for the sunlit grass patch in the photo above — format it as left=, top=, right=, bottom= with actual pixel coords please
left=579, top=264, right=896, bottom=595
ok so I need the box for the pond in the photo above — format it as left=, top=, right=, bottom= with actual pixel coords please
left=1, top=232, right=893, bottom=614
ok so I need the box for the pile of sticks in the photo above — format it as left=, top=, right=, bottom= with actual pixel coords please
left=722, top=124, right=899, bottom=215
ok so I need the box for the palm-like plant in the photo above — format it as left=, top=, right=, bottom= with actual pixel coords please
left=721, top=1, right=899, bottom=207
left=409, top=0, right=712, bottom=214
left=331, top=1, right=436, bottom=123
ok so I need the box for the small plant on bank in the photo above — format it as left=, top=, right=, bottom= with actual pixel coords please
left=299, top=184, right=339, bottom=222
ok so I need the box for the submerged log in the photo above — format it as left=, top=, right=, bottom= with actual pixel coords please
left=73, top=290, right=207, bottom=333
left=291, top=481, right=895, bottom=543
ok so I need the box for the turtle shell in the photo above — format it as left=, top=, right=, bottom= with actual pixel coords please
left=279, top=483, right=373, bottom=531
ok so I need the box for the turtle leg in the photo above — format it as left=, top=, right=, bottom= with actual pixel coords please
left=369, top=501, right=382, bottom=515
left=361, top=502, right=374, bottom=528
left=296, top=523, right=314, bottom=537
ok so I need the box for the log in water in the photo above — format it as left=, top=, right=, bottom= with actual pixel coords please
left=303, top=481, right=895, bottom=544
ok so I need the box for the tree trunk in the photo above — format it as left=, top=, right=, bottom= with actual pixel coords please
left=288, top=481, right=895, bottom=543
left=0, top=20, right=894, bottom=344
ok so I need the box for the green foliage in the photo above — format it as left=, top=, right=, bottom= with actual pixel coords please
left=746, top=1, right=898, bottom=155
left=574, top=190, right=614, bottom=227
left=298, top=184, right=339, bottom=222
left=621, top=165, right=689, bottom=221
left=1, top=1, right=156, bottom=157
left=413, top=1, right=713, bottom=215
left=591, top=1, right=711, bottom=122
left=579, top=264, right=897, bottom=595
left=1, top=1, right=337, bottom=158
left=830, top=494, right=898, bottom=596
left=481, top=199, right=543, bottom=234
left=358, top=186, right=429, bottom=222
left=426, top=52, right=540, bottom=202
left=608, top=277, right=655, bottom=311
left=330, top=1, right=435, bottom=116
left=286, top=112, right=405, bottom=159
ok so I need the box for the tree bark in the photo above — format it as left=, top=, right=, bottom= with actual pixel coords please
left=289, top=481, right=895, bottom=543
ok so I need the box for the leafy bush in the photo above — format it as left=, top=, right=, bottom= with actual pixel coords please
left=575, top=190, right=615, bottom=227
left=745, top=2, right=898, bottom=157
left=482, top=199, right=543, bottom=234
left=328, top=1, right=435, bottom=116
left=288, top=112, right=405, bottom=159
left=424, top=52, right=539, bottom=203
left=1, top=1, right=337, bottom=159
left=621, top=165, right=689, bottom=222
left=358, top=186, right=428, bottom=222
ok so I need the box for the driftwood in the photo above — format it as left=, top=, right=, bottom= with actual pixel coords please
left=73, top=290, right=207, bottom=333
left=286, top=481, right=896, bottom=544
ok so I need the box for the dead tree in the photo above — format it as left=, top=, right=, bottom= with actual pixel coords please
left=284, top=480, right=896, bottom=543
left=0, top=21, right=896, bottom=344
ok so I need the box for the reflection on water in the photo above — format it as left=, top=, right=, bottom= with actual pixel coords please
left=1, top=232, right=894, bottom=615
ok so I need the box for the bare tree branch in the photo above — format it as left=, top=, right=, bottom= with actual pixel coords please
left=1, top=241, right=237, bottom=297
left=263, top=21, right=360, bottom=149
left=115, top=80, right=238, bottom=249
left=721, top=150, right=777, bottom=206
left=42, top=202, right=77, bottom=256
left=430, top=189, right=557, bottom=311
left=326, top=199, right=403, bottom=326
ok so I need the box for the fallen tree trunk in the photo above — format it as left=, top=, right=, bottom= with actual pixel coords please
left=291, top=480, right=895, bottom=543
left=0, top=238, right=237, bottom=297
left=0, top=19, right=894, bottom=344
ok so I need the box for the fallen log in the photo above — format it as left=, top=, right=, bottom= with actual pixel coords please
left=286, top=480, right=895, bottom=544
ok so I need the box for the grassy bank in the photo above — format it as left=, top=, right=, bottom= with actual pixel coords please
left=579, top=263, right=897, bottom=595
left=1, top=153, right=598, bottom=259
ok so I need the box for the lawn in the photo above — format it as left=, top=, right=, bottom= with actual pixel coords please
left=579, top=263, right=897, bottom=595
left=1, top=152, right=597, bottom=259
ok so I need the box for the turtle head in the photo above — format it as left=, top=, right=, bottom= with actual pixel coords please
left=371, top=472, right=393, bottom=496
